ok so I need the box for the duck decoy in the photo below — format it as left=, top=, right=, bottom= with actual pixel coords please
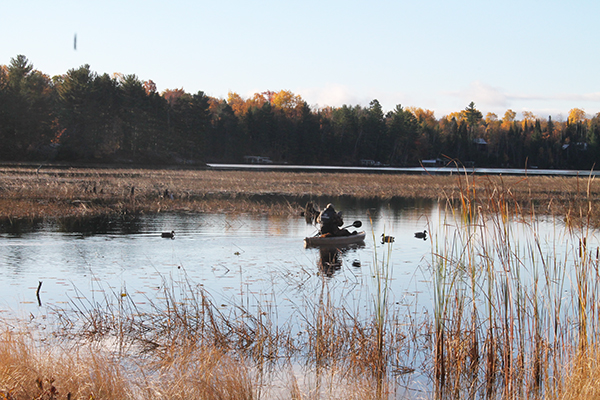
left=161, top=230, right=175, bottom=239
left=381, top=234, right=395, bottom=243
left=414, top=230, right=427, bottom=239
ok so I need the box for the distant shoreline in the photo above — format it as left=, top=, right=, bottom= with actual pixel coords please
left=3, top=161, right=600, bottom=177
left=207, top=162, right=600, bottom=177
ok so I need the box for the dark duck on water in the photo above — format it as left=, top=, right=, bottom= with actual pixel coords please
left=381, top=234, right=395, bottom=244
left=161, top=231, right=175, bottom=239
left=414, top=230, right=427, bottom=240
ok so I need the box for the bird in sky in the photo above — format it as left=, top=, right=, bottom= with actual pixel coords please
left=74, top=33, right=77, bottom=50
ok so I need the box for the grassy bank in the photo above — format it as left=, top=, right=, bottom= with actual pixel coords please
left=1, top=166, right=599, bottom=223
left=2, top=166, right=600, bottom=398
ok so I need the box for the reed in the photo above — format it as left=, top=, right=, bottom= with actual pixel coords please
left=370, top=221, right=394, bottom=391
left=3, top=166, right=600, bottom=398
left=47, top=253, right=421, bottom=398
left=428, top=167, right=600, bottom=399
left=0, top=328, right=132, bottom=399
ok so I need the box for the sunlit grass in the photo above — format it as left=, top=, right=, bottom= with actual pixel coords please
left=1, top=166, right=600, bottom=224
left=429, top=169, right=600, bottom=399
left=0, top=329, right=132, bottom=399
left=2, top=166, right=600, bottom=398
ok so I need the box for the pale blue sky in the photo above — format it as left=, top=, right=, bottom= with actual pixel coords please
left=3, top=0, right=599, bottom=120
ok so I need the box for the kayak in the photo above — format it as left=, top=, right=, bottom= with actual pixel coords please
left=304, top=231, right=366, bottom=248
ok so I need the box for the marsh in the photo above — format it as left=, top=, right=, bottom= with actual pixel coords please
left=1, top=167, right=599, bottom=398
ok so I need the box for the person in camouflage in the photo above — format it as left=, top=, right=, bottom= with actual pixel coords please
left=317, top=203, right=350, bottom=236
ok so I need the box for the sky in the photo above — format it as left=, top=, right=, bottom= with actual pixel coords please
left=3, top=0, right=600, bottom=120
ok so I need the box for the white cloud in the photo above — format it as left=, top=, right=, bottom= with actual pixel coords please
left=445, top=81, right=509, bottom=109
left=298, top=84, right=370, bottom=110
left=508, top=92, right=600, bottom=103
left=293, top=81, right=600, bottom=118
left=440, top=81, right=600, bottom=118
left=298, top=85, right=422, bottom=114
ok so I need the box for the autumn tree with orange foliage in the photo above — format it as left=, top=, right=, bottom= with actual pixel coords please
left=163, top=88, right=189, bottom=106
left=3, top=54, right=600, bottom=169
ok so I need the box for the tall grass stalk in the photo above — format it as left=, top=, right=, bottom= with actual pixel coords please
left=5, top=168, right=600, bottom=398
left=46, top=264, right=410, bottom=398
left=430, top=170, right=600, bottom=399
left=371, top=224, right=393, bottom=382
left=0, top=328, right=132, bottom=399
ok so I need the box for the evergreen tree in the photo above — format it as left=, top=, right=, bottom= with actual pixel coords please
left=0, top=55, right=54, bottom=159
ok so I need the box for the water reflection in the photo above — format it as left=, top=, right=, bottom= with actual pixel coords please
left=0, top=218, right=45, bottom=237
left=0, top=197, right=439, bottom=237
left=0, top=196, right=574, bottom=324
left=317, top=244, right=364, bottom=277
left=0, top=199, right=433, bottom=315
left=56, top=215, right=146, bottom=236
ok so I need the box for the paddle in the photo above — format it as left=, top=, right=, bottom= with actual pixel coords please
left=313, top=220, right=361, bottom=237
left=342, top=220, right=362, bottom=229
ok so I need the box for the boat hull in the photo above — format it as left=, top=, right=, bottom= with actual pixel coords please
left=304, top=231, right=366, bottom=248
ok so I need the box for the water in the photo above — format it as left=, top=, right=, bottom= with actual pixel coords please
left=207, top=162, right=600, bottom=176
left=3, top=198, right=599, bottom=397
left=0, top=200, right=436, bottom=317
left=0, top=199, right=594, bottom=327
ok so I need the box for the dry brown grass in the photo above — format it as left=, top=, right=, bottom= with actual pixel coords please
left=1, top=166, right=599, bottom=222
left=0, top=329, right=132, bottom=400
left=139, top=342, right=255, bottom=400
left=547, top=346, right=600, bottom=400
left=0, top=273, right=403, bottom=400
left=0, top=328, right=255, bottom=400
left=428, top=168, right=600, bottom=399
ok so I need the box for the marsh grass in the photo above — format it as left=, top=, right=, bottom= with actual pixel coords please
left=429, top=168, right=600, bottom=399
left=42, top=256, right=419, bottom=399
left=3, top=166, right=600, bottom=398
left=0, top=328, right=132, bottom=399
left=2, top=166, right=600, bottom=226
left=369, top=218, right=395, bottom=393
left=62, top=283, right=395, bottom=398
left=0, top=326, right=258, bottom=400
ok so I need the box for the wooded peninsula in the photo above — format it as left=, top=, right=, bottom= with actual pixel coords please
left=1, top=55, right=599, bottom=169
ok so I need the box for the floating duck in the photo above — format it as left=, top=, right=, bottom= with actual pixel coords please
left=161, top=231, right=175, bottom=239
left=414, top=230, right=427, bottom=239
left=381, top=234, right=395, bottom=243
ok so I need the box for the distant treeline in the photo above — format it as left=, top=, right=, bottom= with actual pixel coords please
left=1, top=55, right=600, bottom=169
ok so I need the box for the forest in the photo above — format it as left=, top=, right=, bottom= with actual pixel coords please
left=1, top=54, right=599, bottom=169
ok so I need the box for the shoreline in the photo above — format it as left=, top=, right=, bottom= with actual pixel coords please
left=0, top=166, right=598, bottom=222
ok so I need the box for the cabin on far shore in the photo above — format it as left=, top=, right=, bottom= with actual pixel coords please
left=243, top=156, right=273, bottom=164
left=420, top=159, right=443, bottom=168
left=359, top=159, right=383, bottom=167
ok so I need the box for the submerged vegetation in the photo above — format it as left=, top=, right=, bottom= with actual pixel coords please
left=0, top=167, right=599, bottom=398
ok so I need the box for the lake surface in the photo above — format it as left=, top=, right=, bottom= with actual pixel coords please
left=3, top=198, right=599, bottom=398
left=207, top=162, right=600, bottom=176
left=1, top=198, right=591, bottom=325
left=0, top=199, right=439, bottom=318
